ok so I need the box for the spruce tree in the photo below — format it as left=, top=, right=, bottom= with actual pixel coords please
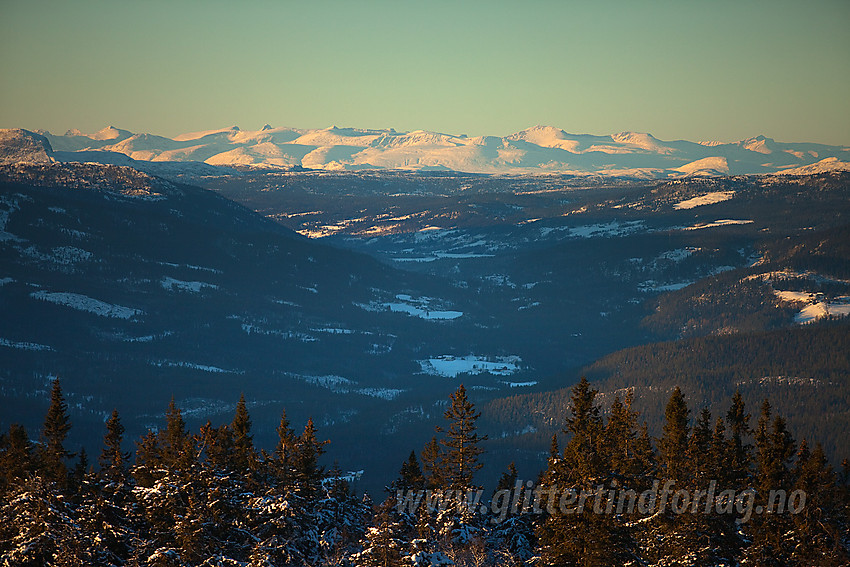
left=561, top=376, right=603, bottom=482
left=686, top=407, right=712, bottom=484
left=293, top=417, right=327, bottom=498
left=496, top=462, right=518, bottom=492
left=420, top=436, right=445, bottom=489
left=0, top=423, right=32, bottom=490
left=274, top=409, right=297, bottom=487
left=231, top=393, right=255, bottom=471
left=40, top=378, right=72, bottom=485
left=438, top=384, right=487, bottom=489
left=99, top=409, right=129, bottom=481
left=659, top=387, right=689, bottom=482
left=726, top=389, right=752, bottom=487
left=160, top=397, right=192, bottom=470
left=392, top=450, right=425, bottom=492
left=539, top=376, right=628, bottom=566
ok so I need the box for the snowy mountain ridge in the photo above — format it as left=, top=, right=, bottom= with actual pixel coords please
left=10, top=124, right=847, bottom=177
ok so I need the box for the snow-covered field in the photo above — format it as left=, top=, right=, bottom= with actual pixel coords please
left=31, top=290, right=143, bottom=319
left=773, top=289, right=850, bottom=324
left=0, top=337, right=54, bottom=351
left=295, top=374, right=405, bottom=400
left=357, top=294, right=463, bottom=320
left=419, top=355, right=522, bottom=377
left=683, top=219, right=753, bottom=230
left=673, top=191, right=735, bottom=210
left=151, top=360, right=238, bottom=373
left=161, top=276, right=218, bottom=292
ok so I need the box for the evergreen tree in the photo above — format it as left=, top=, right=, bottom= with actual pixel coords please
left=160, top=397, right=193, bottom=470
left=746, top=400, right=797, bottom=565
left=601, top=390, right=644, bottom=478
left=420, top=436, right=445, bottom=489
left=539, top=377, right=628, bottom=566
left=99, top=409, right=129, bottom=481
left=293, top=417, right=327, bottom=498
left=726, top=389, right=752, bottom=487
left=40, top=377, right=72, bottom=485
left=231, top=393, right=255, bottom=471
left=133, top=429, right=161, bottom=487
left=548, top=433, right=559, bottom=461
left=791, top=442, right=849, bottom=565
left=438, top=384, right=487, bottom=489
left=659, top=387, right=689, bottom=482
left=0, top=423, right=32, bottom=490
left=392, top=450, right=425, bottom=492
left=561, top=376, right=604, bottom=483
left=72, top=446, right=89, bottom=489
left=273, top=409, right=297, bottom=487
left=496, top=461, right=519, bottom=493
left=198, top=420, right=232, bottom=470
left=709, top=417, right=728, bottom=483
left=687, top=407, right=713, bottom=483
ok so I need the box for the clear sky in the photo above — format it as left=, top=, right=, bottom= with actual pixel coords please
left=1, top=0, right=848, bottom=144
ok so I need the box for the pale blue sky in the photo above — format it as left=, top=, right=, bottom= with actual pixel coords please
left=1, top=0, right=848, bottom=144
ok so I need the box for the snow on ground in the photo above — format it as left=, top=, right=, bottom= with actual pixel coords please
left=419, top=355, right=522, bottom=378
left=540, top=220, right=645, bottom=239
left=357, top=294, right=463, bottom=320
left=157, top=261, right=222, bottom=274
left=774, top=290, right=814, bottom=303
left=124, top=331, right=173, bottom=343
left=672, top=191, right=735, bottom=210
left=151, top=360, right=238, bottom=373
left=683, top=219, right=753, bottom=230
left=392, top=252, right=494, bottom=262
left=503, top=381, right=538, bottom=388
left=160, top=276, right=218, bottom=292
left=0, top=337, right=54, bottom=351
left=658, top=248, right=699, bottom=262
left=0, top=277, right=13, bottom=286
left=639, top=281, right=693, bottom=293
left=774, top=289, right=850, bottom=324
left=794, top=298, right=850, bottom=324
left=0, top=195, right=23, bottom=242
left=311, top=327, right=355, bottom=334
left=294, top=374, right=405, bottom=400
left=31, top=290, right=143, bottom=319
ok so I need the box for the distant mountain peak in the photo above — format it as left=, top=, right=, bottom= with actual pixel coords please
left=12, top=124, right=849, bottom=178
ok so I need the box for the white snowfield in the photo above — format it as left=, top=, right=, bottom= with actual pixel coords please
left=672, top=191, right=736, bottom=210
left=0, top=337, right=54, bottom=351
left=419, top=355, right=522, bottom=378
left=27, top=125, right=850, bottom=177
left=773, top=290, right=850, bottom=324
left=30, top=290, right=143, bottom=319
left=160, top=276, right=218, bottom=293
left=356, top=294, right=463, bottom=320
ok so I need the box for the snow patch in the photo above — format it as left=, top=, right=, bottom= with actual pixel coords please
left=31, top=290, right=143, bottom=319
left=672, top=191, right=735, bottom=210
left=419, top=355, right=522, bottom=377
left=0, top=337, right=54, bottom=351
left=160, top=276, right=218, bottom=293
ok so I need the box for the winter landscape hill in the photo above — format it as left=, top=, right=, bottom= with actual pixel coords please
left=2, top=125, right=850, bottom=564
left=2, top=126, right=850, bottom=495
left=22, top=124, right=850, bottom=177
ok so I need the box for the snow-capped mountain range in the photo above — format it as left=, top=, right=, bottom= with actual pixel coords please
left=10, top=124, right=850, bottom=177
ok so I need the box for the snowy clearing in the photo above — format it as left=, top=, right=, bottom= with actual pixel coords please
left=672, top=191, right=735, bottom=210
left=31, top=290, right=143, bottom=319
left=161, top=276, right=218, bottom=292
left=683, top=219, right=753, bottom=230
left=151, top=361, right=238, bottom=373
left=0, top=337, right=54, bottom=351
left=419, top=355, right=522, bottom=377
